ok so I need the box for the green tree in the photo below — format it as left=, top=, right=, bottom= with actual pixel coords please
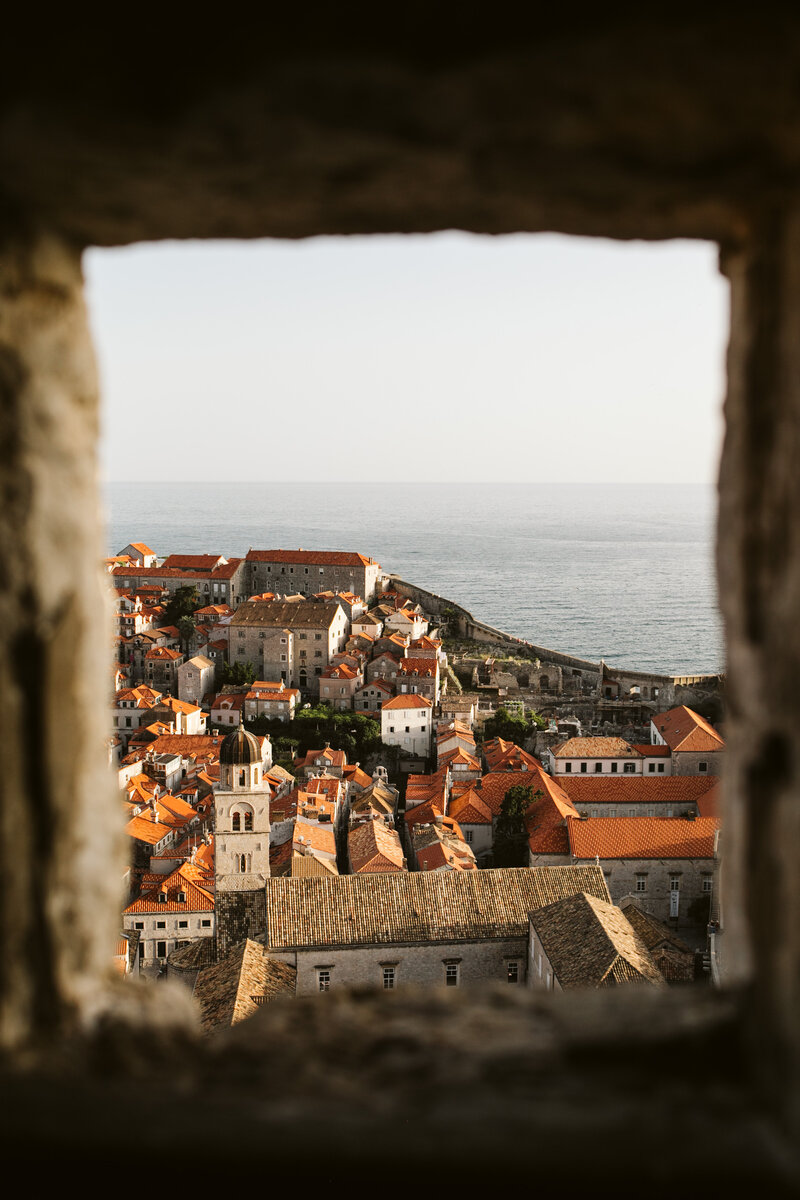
left=493, top=784, right=541, bottom=867
left=177, top=614, right=197, bottom=652
left=163, top=585, right=201, bottom=626
left=220, top=660, right=257, bottom=687
left=482, top=706, right=530, bottom=744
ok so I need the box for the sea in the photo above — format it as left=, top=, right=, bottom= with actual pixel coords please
left=105, top=482, right=723, bottom=677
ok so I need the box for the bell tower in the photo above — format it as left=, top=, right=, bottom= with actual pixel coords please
left=214, top=722, right=271, bottom=960
left=215, top=723, right=271, bottom=886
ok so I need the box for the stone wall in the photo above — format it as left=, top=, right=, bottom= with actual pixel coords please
left=289, top=937, right=528, bottom=994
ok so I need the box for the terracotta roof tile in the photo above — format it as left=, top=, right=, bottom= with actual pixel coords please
left=651, top=706, right=725, bottom=753
left=568, top=816, right=719, bottom=860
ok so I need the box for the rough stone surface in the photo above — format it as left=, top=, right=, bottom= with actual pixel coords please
left=0, top=234, right=124, bottom=1048
left=0, top=14, right=799, bottom=1183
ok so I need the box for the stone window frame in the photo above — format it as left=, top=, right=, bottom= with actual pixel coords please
left=1, top=29, right=797, bottom=1183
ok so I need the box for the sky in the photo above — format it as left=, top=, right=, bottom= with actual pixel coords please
left=84, top=232, right=729, bottom=485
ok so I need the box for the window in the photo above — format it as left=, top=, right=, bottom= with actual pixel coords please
left=590, top=808, right=598, bottom=818
left=507, top=962, right=519, bottom=983
left=703, top=877, right=713, bottom=893
left=648, top=763, right=656, bottom=773
left=299, top=633, right=307, bottom=640
left=670, top=876, right=680, bottom=890
left=636, top=875, right=647, bottom=892
left=201, top=920, right=211, bottom=928
left=156, top=921, right=166, bottom=930
left=317, top=969, right=331, bottom=992
left=383, top=967, right=395, bottom=990
left=647, top=807, right=655, bottom=817
left=134, top=921, right=144, bottom=930
left=314, top=651, right=322, bottom=658
left=232, top=812, right=241, bottom=831
left=594, top=762, right=602, bottom=773
left=609, top=808, right=616, bottom=818
left=699, top=761, right=708, bottom=773
left=611, top=762, right=618, bottom=773
left=178, top=920, right=188, bottom=928
left=157, top=941, right=167, bottom=958
left=444, top=962, right=459, bottom=987
left=624, top=762, right=635, bottom=774
left=564, top=762, right=572, bottom=773
left=315, top=634, right=322, bottom=641
left=658, top=763, right=665, bottom=773
left=464, top=830, right=473, bottom=843
left=629, top=807, right=635, bottom=817
left=580, top=762, right=587, bottom=773
left=244, top=811, right=253, bottom=832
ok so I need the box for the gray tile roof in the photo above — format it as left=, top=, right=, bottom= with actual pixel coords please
left=230, top=600, right=342, bottom=629
left=530, top=892, right=664, bottom=988
left=264, top=866, right=610, bottom=951
left=193, top=938, right=296, bottom=1033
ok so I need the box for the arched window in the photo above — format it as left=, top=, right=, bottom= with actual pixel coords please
left=239, top=769, right=246, bottom=787
left=232, top=812, right=241, bottom=831
left=239, top=854, right=247, bottom=873
left=244, top=811, right=253, bottom=831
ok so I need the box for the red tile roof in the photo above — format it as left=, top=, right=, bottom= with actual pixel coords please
left=557, top=775, right=719, bottom=808
left=161, top=554, right=226, bottom=571
left=348, top=820, right=406, bottom=873
left=651, top=706, right=725, bottom=753
left=568, top=816, right=719, bottom=860
left=382, top=694, right=432, bottom=711
left=246, top=549, right=376, bottom=566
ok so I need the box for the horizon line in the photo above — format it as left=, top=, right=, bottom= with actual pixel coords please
left=104, top=478, right=716, bottom=487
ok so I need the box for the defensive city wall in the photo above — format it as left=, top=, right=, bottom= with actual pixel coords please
left=389, top=575, right=723, bottom=710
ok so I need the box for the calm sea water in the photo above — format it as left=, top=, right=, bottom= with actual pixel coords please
left=105, top=482, right=722, bottom=676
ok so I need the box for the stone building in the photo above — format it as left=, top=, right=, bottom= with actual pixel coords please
left=527, top=892, right=664, bottom=990
left=545, top=736, right=648, bottom=776
left=229, top=600, right=348, bottom=691
left=112, top=558, right=248, bottom=607
left=144, top=646, right=184, bottom=693
left=122, top=860, right=215, bottom=969
left=177, top=654, right=215, bottom=705
left=381, top=694, right=433, bottom=757
left=529, top=816, right=718, bottom=925
left=262, top=866, right=610, bottom=993
left=557, top=775, right=719, bottom=819
left=650, top=706, right=725, bottom=776
left=397, top=657, right=441, bottom=703
left=246, top=549, right=382, bottom=602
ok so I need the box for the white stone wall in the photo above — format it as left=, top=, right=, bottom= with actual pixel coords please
left=123, top=912, right=214, bottom=964
left=284, top=937, right=528, bottom=994
left=577, top=854, right=713, bottom=923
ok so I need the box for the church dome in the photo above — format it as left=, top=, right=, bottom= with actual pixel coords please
left=220, top=727, right=261, bottom=765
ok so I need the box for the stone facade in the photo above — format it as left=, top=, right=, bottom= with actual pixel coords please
left=246, top=551, right=381, bottom=602
left=274, top=937, right=528, bottom=994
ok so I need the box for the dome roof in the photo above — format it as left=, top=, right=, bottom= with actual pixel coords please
left=220, top=727, right=261, bottom=766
